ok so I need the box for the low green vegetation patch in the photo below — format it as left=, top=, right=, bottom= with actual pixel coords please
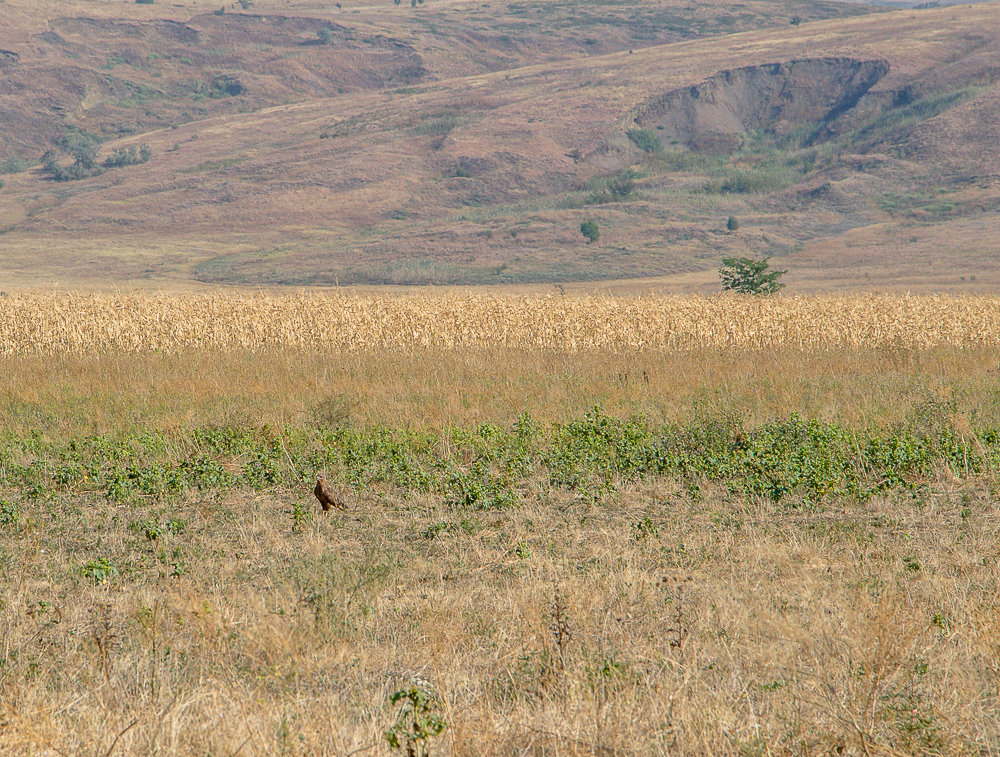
left=580, top=168, right=641, bottom=205
left=40, top=128, right=151, bottom=182
left=408, top=111, right=469, bottom=136
left=627, top=127, right=664, bottom=154
left=0, top=155, right=35, bottom=174
left=850, top=85, right=987, bottom=148
left=180, top=156, right=247, bottom=174
left=1, top=404, right=994, bottom=511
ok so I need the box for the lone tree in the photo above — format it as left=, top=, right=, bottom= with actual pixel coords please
left=726, top=216, right=739, bottom=231
left=580, top=220, right=600, bottom=244
left=719, top=255, right=786, bottom=295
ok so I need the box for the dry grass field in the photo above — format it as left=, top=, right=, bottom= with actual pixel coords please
left=3, top=291, right=1000, bottom=354
left=5, top=0, right=1000, bottom=750
left=3, top=292, right=1000, bottom=755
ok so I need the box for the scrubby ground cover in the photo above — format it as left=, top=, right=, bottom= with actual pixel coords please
left=3, top=340, right=1000, bottom=754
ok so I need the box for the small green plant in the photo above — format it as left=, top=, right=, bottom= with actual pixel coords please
left=422, top=521, right=452, bottom=540
left=0, top=500, right=21, bottom=531
left=582, top=169, right=638, bottom=204
left=719, top=255, right=786, bottom=295
left=726, top=215, right=739, bottom=231
left=580, top=220, right=600, bottom=244
left=385, top=684, right=447, bottom=757
left=661, top=575, right=692, bottom=650
left=633, top=516, right=659, bottom=541
left=42, top=142, right=100, bottom=182
left=288, top=501, right=311, bottom=533
left=446, top=462, right=517, bottom=510
left=79, top=558, right=118, bottom=584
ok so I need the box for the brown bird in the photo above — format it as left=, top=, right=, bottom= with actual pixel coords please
left=314, top=474, right=347, bottom=512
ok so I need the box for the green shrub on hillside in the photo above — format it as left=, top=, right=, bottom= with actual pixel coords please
left=627, top=128, right=663, bottom=154
left=0, top=155, right=32, bottom=174
left=580, top=220, right=600, bottom=243
left=102, top=144, right=152, bottom=169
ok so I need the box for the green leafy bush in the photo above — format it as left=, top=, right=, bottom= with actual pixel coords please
left=580, top=220, right=600, bottom=243
left=626, top=128, right=663, bottom=154
left=719, top=255, right=786, bottom=295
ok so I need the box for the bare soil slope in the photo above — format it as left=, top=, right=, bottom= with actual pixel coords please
left=2, top=1, right=999, bottom=291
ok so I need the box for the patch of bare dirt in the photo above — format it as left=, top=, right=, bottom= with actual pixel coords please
left=633, top=58, right=890, bottom=151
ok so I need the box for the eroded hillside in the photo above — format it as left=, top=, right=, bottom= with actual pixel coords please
left=0, top=0, right=874, bottom=157
left=1, top=0, right=999, bottom=291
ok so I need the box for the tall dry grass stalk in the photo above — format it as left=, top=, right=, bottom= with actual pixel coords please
left=2, top=291, right=1000, bottom=353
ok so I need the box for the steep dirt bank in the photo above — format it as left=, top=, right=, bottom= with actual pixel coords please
left=632, top=58, right=890, bottom=151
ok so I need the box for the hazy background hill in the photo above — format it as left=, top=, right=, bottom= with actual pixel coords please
left=1, top=0, right=999, bottom=292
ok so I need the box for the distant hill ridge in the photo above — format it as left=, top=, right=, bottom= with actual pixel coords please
left=0, top=0, right=999, bottom=293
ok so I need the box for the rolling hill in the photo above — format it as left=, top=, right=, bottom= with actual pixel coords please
left=1, top=0, right=999, bottom=292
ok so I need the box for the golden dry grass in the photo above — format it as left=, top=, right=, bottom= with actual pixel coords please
left=4, top=340, right=999, bottom=440
left=3, top=291, right=1000, bottom=354
left=4, top=291, right=1000, bottom=755
left=3, top=477, right=999, bottom=755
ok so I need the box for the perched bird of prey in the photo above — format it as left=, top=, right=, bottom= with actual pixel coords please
left=314, top=474, right=347, bottom=512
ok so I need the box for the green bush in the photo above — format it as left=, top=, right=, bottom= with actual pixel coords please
left=42, top=130, right=107, bottom=181
left=102, top=144, right=151, bottom=169
left=719, top=255, right=786, bottom=295
left=607, top=174, right=635, bottom=199
left=580, top=220, right=600, bottom=243
left=626, top=128, right=663, bottom=154
left=0, top=155, right=31, bottom=174
left=584, top=169, right=638, bottom=204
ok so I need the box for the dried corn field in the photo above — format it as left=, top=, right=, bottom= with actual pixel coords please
left=2, top=291, right=1000, bottom=354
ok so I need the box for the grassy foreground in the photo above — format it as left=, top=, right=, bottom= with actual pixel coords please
left=3, top=293, right=1000, bottom=755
